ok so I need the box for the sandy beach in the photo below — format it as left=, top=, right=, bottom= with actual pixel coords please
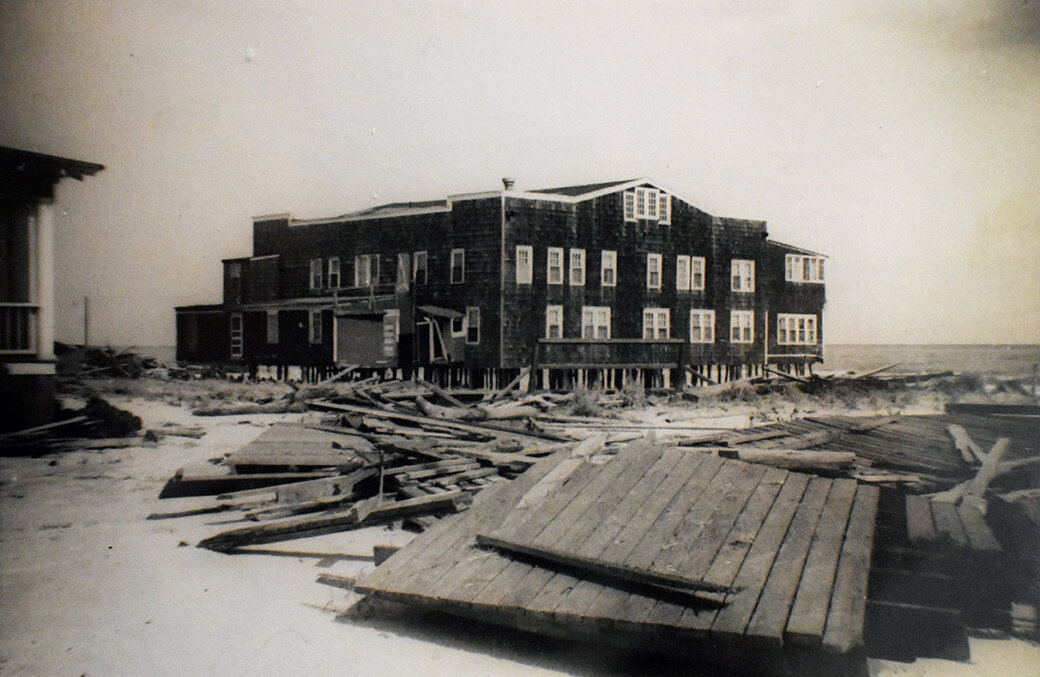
left=2, top=378, right=1038, bottom=676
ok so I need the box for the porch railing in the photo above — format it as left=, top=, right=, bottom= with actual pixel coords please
left=0, top=303, right=38, bottom=354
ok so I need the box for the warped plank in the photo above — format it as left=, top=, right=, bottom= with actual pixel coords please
left=822, top=484, right=880, bottom=652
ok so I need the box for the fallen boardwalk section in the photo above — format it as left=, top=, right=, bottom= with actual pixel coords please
left=355, top=443, right=879, bottom=675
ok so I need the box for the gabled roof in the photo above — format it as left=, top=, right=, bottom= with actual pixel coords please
left=531, top=179, right=641, bottom=197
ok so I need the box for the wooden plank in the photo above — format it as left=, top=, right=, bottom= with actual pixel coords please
left=744, top=477, right=832, bottom=645
left=717, top=447, right=857, bottom=472
left=197, top=491, right=466, bottom=552
left=475, top=534, right=736, bottom=595
left=905, top=494, right=937, bottom=542
left=822, top=484, right=880, bottom=653
left=565, top=451, right=715, bottom=620
left=947, top=424, right=983, bottom=465
left=955, top=502, right=1002, bottom=552
left=709, top=472, right=813, bottom=638
left=158, top=471, right=335, bottom=498
left=929, top=499, right=969, bottom=548
left=784, top=479, right=859, bottom=645
left=675, top=467, right=789, bottom=633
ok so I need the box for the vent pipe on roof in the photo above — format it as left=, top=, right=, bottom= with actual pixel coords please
left=502, top=177, right=515, bottom=191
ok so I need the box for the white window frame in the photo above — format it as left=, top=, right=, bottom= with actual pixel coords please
left=545, top=305, right=563, bottom=339
left=516, top=245, right=533, bottom=284
left=569, top=248, right=586, bottom=286
left=623, top=187, right=671, bottom=222
left=309, top=258, right=323, bottom=290
left=327, top=257, right=340, bottom=289
left=450, top=248, right=465, bottom=284
left=623, top=192, right=636, bottom=222
left=676, top=255, right=690, bottom=291
left=354, top=254, right=378, bottom=288
left=547, top=247, right=564, bottom=285
left=689, top=309, right=715, bottom=344
left=450, top=315, right=466, bottom=337
left=785, top=254, right=825, bottom=283
left=230, top=312, right=243, bottom=358
left=658, top=193, right=671, bottom=225
left=777, top=313, right=818, bottom=345
left=581, top=306, right=611, bottom=339
left=413, top=250, right=428, bottom=284
left=601, top=250, right=617, bottom=287
left=691, top=256, right=705, bottom=291
left=642, top=307, right=670, bottom=339
left=465, top=306, right=480, bottom=344
left=309, top=310, right=323, bottom=344
left=646, top=253, right=662, bottom=290
left=266, top=310, right=279, bottom=344
left=731, top=259, right=755, bottom=293
left=730, top=310, right=754, bottom=343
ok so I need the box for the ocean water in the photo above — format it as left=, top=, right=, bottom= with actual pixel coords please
left=823, top=344, right=1040, bottom=377
left=124, top=344, right=1040, bottom=378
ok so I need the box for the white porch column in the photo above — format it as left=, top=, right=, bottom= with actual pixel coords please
left=35, top=201, right=55, bottom=361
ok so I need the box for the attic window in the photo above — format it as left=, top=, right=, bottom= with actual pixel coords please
left=624, top=187, right=671, bottom=223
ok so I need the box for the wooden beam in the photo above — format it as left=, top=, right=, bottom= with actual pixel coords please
left=946, top=424, right=984, bottom=465
left=486, top=367, right=531, bottom=402
left=850, top=362, right=901, bottom=379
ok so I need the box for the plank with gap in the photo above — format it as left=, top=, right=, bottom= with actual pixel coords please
left=822, top=484, right=880, bottom=653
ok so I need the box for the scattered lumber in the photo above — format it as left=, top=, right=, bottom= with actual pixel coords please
left=197, top=491, right=468, bottom=552
left=946, top=424, right=984, bottom=465
left=716, top=447, right=857, bottom=472
left=192, top=400, right=297, bottom=416
left=159, top=470, right=335, bottom=498
left=850, top=362, right=902, bottom=380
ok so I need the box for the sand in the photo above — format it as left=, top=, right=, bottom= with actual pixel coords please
left=1, top=392, right=1037, bottom=676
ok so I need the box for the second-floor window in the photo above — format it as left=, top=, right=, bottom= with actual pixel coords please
left=601, top=250, right=617, bottom=287
left=731, top=310, right=754, bottom=343
left=777, top=313, right=818, bottom=345
left=516, top=245, right=533, bottom=284
left=689, top=309, right=715, bottom=343
left=327, top=257, right=340, bottom=289
left=309, top=258, right=323, bottom=289
left=582, top=306, right=611, bottom=339
left=786, top=254, right=825, bottom=283
left=355, top=254, right=378, bottom=287
left=731, top=259, right=755, bottom=292
left=647, top=253, right=662, bottom=290
left=547, top=247, right=563, bottom=285
left=545, top=305, right=563, bottom=338
left=642, top=307, right=670, bottom=339
left=413, top=250, right=428, bottom=284
left=569, top=248, right=585, bottom=286
left=624, top=187, right=671, bottom=223
left=451, top=248, right=465, bottom=284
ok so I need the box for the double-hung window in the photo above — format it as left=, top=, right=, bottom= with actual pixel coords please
left=731, top=259, right=755, bottom=292
left=569, top=249, right=586, bottom=286
left=327, top=257, right=340, bottom=289
left=450, top=248, right=465, bottom=284
left=581, top=306, right=611, bottom=339
left=642, top=308, right=670, bottom=339
left=547, top=247, right=564, bottom=285
left=689, top=309, right=715, bottom=343
left=230, top=313, right=243, bottom=358
left=646, top=253, right=662, bottom=290
left=413, top=250, right=428, bottom=284
left=777, top=313, right=818, bottom=345
left=545, top=305, right=563, bottom=338
left=516, top=245, right=533, bottom=284
left=309, top=310, right=323, bottom=344
left=785, top=255, right=825, bottom=283
left=676, top=255, right=706, bottom=291
left=690, top=257, right=705, bottom=290
left=601, top=250, right=617, bottom=287
left=309, top=258, right=323, bottom=289
left=730, top=310, right=754, bottom=343
left=465, top=306, right=480, bottom=344
left=355, top=254, right=378, bottom=287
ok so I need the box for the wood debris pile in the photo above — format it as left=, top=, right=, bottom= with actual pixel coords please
left=0, top=396, right=144, bottom=453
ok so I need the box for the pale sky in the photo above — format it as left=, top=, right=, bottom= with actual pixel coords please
left=2, top=1, right=1038, bottom=346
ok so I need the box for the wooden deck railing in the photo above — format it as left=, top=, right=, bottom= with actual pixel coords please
left=0, top=303, right=38, bottom=354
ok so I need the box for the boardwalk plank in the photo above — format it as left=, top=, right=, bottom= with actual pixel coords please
left=784, top=478, right=859, bottom=644
left=905, top=494, right=937, bottom=542
left=822, top=484, right=880, bottom=653
left=930, top=499, right=969, bottom=548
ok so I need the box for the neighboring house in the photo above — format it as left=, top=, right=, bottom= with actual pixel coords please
left=176, top=178, right=825, bottom=388
left=1, top=147, right=104, bottom=431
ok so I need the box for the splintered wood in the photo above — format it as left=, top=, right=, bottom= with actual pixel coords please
left=355, top=443, right=880, bottom=672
